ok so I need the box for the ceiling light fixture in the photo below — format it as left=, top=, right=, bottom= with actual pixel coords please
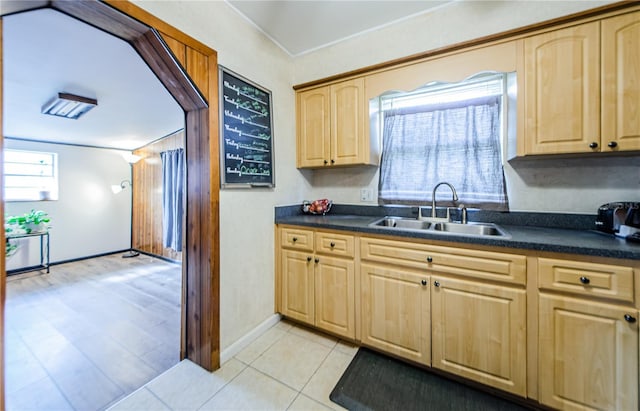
left=42, top=92, right=97, bottom=120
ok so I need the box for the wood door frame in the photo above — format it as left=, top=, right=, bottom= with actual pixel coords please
left=0, top=4, right=220, bottom=408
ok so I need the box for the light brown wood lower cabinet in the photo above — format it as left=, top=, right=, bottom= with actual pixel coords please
left=538, top=294, right=638, bottom=411
left=360, top=263, right=431, bottom=366
left=431, top=275, right=527, bottom=396
left=314, top=255, right=355, bottom=338
left=281, top=249, right=315, bottom=325
left=278, top=227, right=356, bottom=339
left=276, top=225, right=640, bottom=409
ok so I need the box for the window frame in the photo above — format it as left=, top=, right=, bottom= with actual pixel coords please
left=375, top=72, right=512, bottom=210
left=4, top=148, right=59, bottom=202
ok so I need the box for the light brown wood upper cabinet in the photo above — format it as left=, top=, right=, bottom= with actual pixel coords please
left=296, top=78, right=378, bottom=168
left=523, top=11, right=640, bottom=155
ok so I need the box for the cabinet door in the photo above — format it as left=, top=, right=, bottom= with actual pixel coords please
left=281, top=250, right=314, bottom=325
left=431, top=276, right=526, bottom=396
left=602, top=11, right=640, bottom=152
left=315, top=255, right=355, bottom=339
left=297, top=87, right=330, bottom=168
left=330, top=78, right=365, bottom=165
left=539, top=294, right=638, bottom=411
left=524, top=22, right=600, bottom=154
left=360, top=263, right=431, bottom=366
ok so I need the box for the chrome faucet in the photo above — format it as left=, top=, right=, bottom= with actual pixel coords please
left=431, top=182, right=458, bottom=219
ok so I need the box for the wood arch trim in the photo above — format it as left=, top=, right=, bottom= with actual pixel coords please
left=0, top=1, right=220, bottom=388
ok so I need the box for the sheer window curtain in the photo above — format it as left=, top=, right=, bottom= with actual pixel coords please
left=378, top=95, right=509, bottom=210
left=161, top=148, right=185, bottom=252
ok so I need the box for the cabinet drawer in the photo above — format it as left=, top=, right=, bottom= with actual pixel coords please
left=538, top=258, right=634, bottom=303
left=315, top=232, right=355, bottom=257
left=361, top=237, right=526, bottom=285
left=280, top=228, right=314, bottom=251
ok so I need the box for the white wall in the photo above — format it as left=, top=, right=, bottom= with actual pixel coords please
left=5, top=139, right=131, bottom=270
left=132, top=0, right=640, bottom=354
left=132, top=0, right=306, bottom=350
left=295, top=0, right=640, bottom=214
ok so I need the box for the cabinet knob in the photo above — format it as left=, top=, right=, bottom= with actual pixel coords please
left=421, top=279, right=427, bottom=286
left=624, top=314, right=637, bottom=323
left=331, top=159, right=335, bottom=164
left=608, top=141, right=618, bottom=148
left=427, top=256, right=433, bottom=263
left=307, top=256, right=312, bottom=262
left=579, top=276, right=590, bottom=285
left=589, top=142, right=598, bottom=149
left=330, top=242, right=335, bottom=248
left=314, top=258, right=319, bottom=264
left=292, top=237, right=298, bottom=242
left=434, top=280, right=440, bottom=287
left=323, top=160, right=328, bottom=165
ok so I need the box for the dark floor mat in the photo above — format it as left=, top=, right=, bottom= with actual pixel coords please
left=330, top=348, right=534, bottom=411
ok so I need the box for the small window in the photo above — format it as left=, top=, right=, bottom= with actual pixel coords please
left=4, top=149, right=59, bottom=201
left=376, top=73, right=511, bottom=210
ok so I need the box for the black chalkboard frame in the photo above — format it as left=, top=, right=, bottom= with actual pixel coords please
left=219, top=65, right=275, bottom=188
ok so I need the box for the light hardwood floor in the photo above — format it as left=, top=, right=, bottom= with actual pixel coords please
left=4, top=253, right=182, bottom=411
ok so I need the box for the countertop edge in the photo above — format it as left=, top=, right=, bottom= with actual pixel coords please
left=275, top=215, right=640, bottom=261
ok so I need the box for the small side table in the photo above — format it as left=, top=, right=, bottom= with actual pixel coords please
left=6, top=231, right=50, bottom=275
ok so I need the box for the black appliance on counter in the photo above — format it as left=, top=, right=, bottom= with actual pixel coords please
left=595, top=202, right=640, bottom=238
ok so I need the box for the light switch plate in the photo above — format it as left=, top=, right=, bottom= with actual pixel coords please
left=360, top=188, right=373, bottom=202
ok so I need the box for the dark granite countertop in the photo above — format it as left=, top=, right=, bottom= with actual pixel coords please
left=275, top=204, right=640, bottom=261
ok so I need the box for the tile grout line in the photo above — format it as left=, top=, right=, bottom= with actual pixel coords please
left=194, top=361, right=250, bottom=411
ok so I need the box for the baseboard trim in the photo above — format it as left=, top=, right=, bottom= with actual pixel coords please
left=220, top=313, right=282, bottom=364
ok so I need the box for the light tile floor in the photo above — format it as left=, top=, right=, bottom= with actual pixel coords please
left=109, top=320, right=355, bottom=411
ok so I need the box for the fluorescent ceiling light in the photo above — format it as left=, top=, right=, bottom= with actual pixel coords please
left=42, top=92, right=97, bottom=120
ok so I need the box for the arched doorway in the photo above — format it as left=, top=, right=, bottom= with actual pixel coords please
left=0, top=1, right=220, bottom=406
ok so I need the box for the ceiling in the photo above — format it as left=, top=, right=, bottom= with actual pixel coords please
left=2, top=8, right=183, bottom=151
left=2, top=2, right=452, bottom=150
left=227, top=0, right=451, bottom=56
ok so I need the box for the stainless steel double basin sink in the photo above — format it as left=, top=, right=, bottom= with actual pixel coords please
left=369, top=216, right=509, bottom=238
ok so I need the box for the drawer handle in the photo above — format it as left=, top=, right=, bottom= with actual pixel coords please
left=434, top=280, right=440, bottom=287
left=330, top=242, right=335, bottom=248
left=427, top=256, right=433, bottom=263
left=314, top=258, right=319, bottom=264
left=292, top=237, right=298, bottom=242
left=421, top=279, right=427, bottom=286
left=624, top=314, right=637, bottom=323
left=608, top=141, right=618, bottom=148
left=307, top=256, right=312, bottom=262
left=579, top=276, right=590, bottom=285
left=589, top=142, right=598, bottom=149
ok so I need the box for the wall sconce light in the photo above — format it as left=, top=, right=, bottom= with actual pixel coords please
left=111, top=179, right=132, bottom=194
left=112, top=178, right=140, bottom=258
left=42, top=92, right=97, bottom=120
left=123, top=153, right=142, bottom=164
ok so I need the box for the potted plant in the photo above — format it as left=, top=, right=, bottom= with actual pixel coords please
left=6, top=209, right=51, bottom=235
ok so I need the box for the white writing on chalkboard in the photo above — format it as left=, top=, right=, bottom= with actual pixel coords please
left=220, top=66, right=275, bottom=187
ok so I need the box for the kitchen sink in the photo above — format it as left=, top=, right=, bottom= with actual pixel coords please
left=369, top=217, right=509, bottom=238
left=432, top=222, right=508, bottom=236
left=371, top=216, right=432, bottom=230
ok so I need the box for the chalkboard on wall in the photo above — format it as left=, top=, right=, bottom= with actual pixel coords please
left=219, top=66, right=275, bottom=188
